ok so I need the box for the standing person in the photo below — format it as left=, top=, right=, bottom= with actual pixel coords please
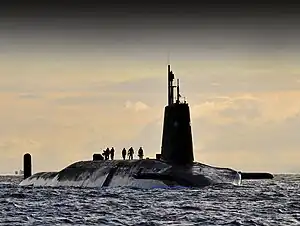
left=105, top=147, right=110, bottom=160
left=138, top=147, right=144, bottom=159
left=128, top=147, right=134, bottom=160
left=110, top=147, right=115, bottom=160
left=122, top=148, right=126, bottom=160
left=102, top=150, right=106, bottom=160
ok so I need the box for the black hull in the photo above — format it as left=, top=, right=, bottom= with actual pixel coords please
left=20, top=159, right=241, bottom=188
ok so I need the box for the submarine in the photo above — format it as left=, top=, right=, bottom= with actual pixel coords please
left=20, top=65, right=273, bottom=188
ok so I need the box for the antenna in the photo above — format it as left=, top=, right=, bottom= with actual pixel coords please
left=168, top=65, right=174, bottom=105
left=176, top=79, right=180, bottom=103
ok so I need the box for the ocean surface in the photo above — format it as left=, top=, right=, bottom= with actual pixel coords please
left=0, top=174, right=299, bottom=226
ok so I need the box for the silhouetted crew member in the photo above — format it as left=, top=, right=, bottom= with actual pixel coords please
left=122, top=148, right=126, bottom=160
left=138, top=147, right=144, bottom=159
left=110, top=147, right=115, bottom=160
left=128, top=147, right=134, bottom=160
left=102, top=150, right=106, bottom=159
left=105, top=147, right=110, bottom=160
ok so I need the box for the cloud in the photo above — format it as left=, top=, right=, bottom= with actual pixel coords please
left=1, top=56, right=300, bottom=174
left=18, top=93, right=41, bottom=99
left=0, top=88, right=163, bottom=173
left=51, top=93, right=122, bottom=106
left=173, top=60, right=300, bottom=95
left=190, top=94, right=263, bottom=125
left=122, top=91, right=300, bottom=173
left=125, top=100, right=150, bottom=112
left=187, top=92, right=300, bottom=172
left=2, top=88, right=299, bottom=174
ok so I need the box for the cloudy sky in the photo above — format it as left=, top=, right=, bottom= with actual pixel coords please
left=0, top=3, right=300, bottom=174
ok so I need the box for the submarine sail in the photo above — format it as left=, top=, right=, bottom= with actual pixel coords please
left=161, top=65, right=194, bottom=165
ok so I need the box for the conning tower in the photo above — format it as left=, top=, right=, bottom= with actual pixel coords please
left=161, top=65, right=194, bottom=165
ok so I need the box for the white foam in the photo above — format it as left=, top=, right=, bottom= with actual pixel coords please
left=20, top=174, right=59, bottom=187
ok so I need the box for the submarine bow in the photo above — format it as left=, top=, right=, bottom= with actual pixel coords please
left=20, top=64, right=245, bottom=188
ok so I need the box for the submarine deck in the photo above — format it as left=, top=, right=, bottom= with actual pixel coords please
left=20, top=159, right=242, bottom=188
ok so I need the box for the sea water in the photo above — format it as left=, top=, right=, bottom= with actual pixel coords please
left=0, top=174, right=299, bottom=225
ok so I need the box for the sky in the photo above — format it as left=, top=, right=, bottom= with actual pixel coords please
left=0, top=3, right=300, bottom=174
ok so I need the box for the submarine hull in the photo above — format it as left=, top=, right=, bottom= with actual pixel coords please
left=19, top=159, right=241, bottom=188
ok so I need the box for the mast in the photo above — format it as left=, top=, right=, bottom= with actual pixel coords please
left=168, top=65, right=174, bottom=106
left=176, top=78, right=180, bottom=103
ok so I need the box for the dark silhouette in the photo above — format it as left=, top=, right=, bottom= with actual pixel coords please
left=93, top=153, right=104, bottom=161
left=160, top=64, right=194, bottom=165
left=156, top=154, right=161, bottom=160
left=138, top=147, right=144, bottom=159
left=122, top=148, right=126, bottom=160
left=23, top=153, right=32, bottom=179
left=128, top=147, right=134, bottom=160
left=106, top=148, right=110, bottom=160
left=240, top=172, right=274, bottom=180
left=110, top=147, right=115, bottom=160
left=102, top=148, right=109, bottom=160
